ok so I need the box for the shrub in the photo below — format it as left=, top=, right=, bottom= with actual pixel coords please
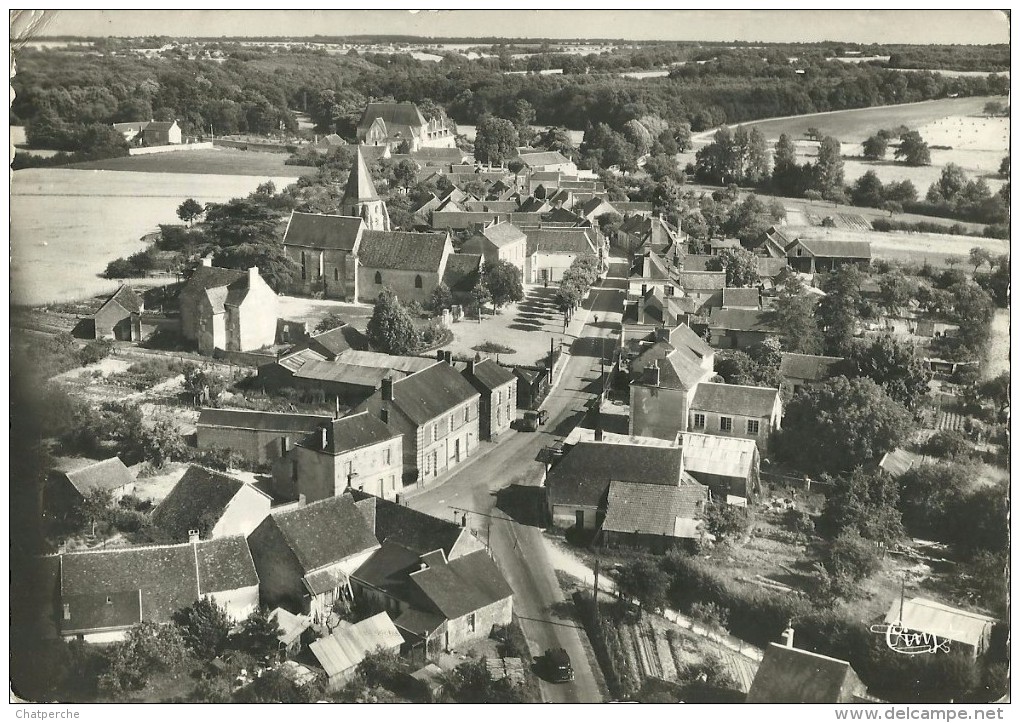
left=173, top=598, right=232, bottom=659
left=77, top=339, right=114, bottom=366
left=923, top=429, right=972, bottom=459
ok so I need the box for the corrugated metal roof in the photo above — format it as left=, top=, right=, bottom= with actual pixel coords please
left=680, top=432, right=757, bottom=480
left=885, top=597, right=996, bottom=649
left=310, top=612, right=403, bottom=678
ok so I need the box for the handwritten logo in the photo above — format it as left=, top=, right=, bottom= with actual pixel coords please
left=869, top=622, right=951, bottom=655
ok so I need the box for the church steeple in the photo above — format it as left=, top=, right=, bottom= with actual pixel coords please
left=341, top=147, right=390, bottom=231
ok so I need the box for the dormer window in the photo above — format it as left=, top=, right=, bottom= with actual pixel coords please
left=63, top=604, right=71, bottom=621
left=106, top=596, right=113, bottom=605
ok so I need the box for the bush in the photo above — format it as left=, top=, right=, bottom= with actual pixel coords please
left=688, top=601, right=729, bottom=632
left=77, top=339, right=114, bottom=366
left=173, top=598, right=232, bottom=659
left=923, top=429, right=972, bottom=459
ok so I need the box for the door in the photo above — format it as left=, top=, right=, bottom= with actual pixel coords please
left=575, top=510, right=584, bottom=528
left=431, top=451, right=438, bottom=477
left=454, top=438, right=461, bottom=463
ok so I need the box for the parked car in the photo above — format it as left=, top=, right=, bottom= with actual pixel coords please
left=520, top=409, right=549, bottom=432
left=542, top=647, right=573, bottom=683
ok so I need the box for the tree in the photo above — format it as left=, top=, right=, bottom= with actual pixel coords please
left=805, top=127, right=822, bottom=141
left=775, top=376, right=913, bottom=476
left=898, top=462, right=971, bottom=539
left=984, top=100, right=1004, bottom=117
left=706, top=247, right=760, bottom=287
left=212, top=242, right=298, bottom=294
left=926, top=163, right=969, bottom=205
left=847, top=335, right=930, bottom=410
left=133, top=416, right=186, bottom=467
left=77, top=338, right=114, bottom=366
left=817, top=265, right=863, bottom=355
left=536, top=126, right=576, bottom=158
left=99, top=621, right=187, bottom=697
left=176, top=198, right=205, bottom=227
left=427, top=282, right=453, bottom=314
left=704, top=501, right=751, bottom=541
left=817, top=468, right=904, bottom=546
left=173, top=597, right=231, bottom=659
left=722, top=193, right=785, bottom=244
left=182, top=364, right=225, bottom=405
left=714, top=350, right=757, bottom=386
left=470, top=280, right=492, bottom=322
left=203, top=198, right=283, bottom=248
left=765, top=274, right=823, bottom=355
left=391, top=159, right=418, bottom=191
left=473, top=115, right=518, bottom=166
left=615, top=558, right=669, bottom=618
left=813, top=136, right=845, bottom=201
left=819, top=529, right=882, bottom=600
left=850, top=170, right=885, bottom=208
left=969, top=246, right=993, bottom=272
left=314, top=310, right=347, bottom=334
left=482, top=260, right=524, bottom=310
left=861, top=134, right=888, bottom=161
left=922, top=429, right=972, bottom=460
left=876, top=270, right=915, bottom=314
left=998, top=155, right=1009, bottom=178
left=512, top=99, right=536, bottom=141
left=230, top=607, right=283, bottom=659
left=895, top=130, right=931, bottom=166
left=366, top=289, right=420, bottom=355
left=623, top=119, right=653, bottom=157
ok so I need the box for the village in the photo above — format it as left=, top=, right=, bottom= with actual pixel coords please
left=9, top=16, right=1010, bottom=708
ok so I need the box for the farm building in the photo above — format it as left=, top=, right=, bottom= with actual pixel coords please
left=196, top=408, right=333, bottom=464
left=151, top=465, right=273, bottom=542
left=92, top=285, right=143, bottom=340
left=309, top=612, right=404, bottom=690
left=785, top=235, right=872, bottom=274
left=883, top=597, right=996, bottom=659
left=46, top=457, right=135, bottom=517
left=779, top=352, right=848, bottom=394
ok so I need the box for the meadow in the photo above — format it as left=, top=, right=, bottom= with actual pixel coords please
left=67, top=146, right=316, bottom=177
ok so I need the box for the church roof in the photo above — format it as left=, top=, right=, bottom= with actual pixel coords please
left=344, top=147, right=381, bottom=204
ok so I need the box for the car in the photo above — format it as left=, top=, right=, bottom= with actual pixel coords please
left=542, top=647, right=574, bottom=683
left=519, top=409, right=549, bottom=432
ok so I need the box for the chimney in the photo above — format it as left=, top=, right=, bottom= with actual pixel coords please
left=201, top=256, right=213, bottom=267
left=461, top=513, right=467, bottom=528
left=188, top=529, right=200, bottom=544
left=467, top=359, right=475, bottom=375
left=281, top=435, right=291, bottom=454
left=643, top=360, right=660, bottom=387
left=248, top=266, right=259, bottom=284
left=641, top=283, right=648, bottom=297
left=655, top=326, right=669, bottom=343
left=320, top=426, right=328, bottom=451
left=381, top=376, right=394, bottom=402
left=419, top=562, right=428, bottom=571
left=594, top=426, right=603, bottom=442
left=436, top=350, right=446, bottom=362
left=444, top=350, right=453, bottom=364
left=781, top=622, right=795, bottom=649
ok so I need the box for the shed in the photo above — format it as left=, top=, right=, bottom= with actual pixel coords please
left=309, top=612, right=404, bottom=689
left=884, top=597, right=996, bottom=658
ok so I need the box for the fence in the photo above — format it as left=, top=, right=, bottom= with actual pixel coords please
left=759, top=470, right=835, bottom=494
left=212, top=348, right=277, bottom=368
left=213, top=138, right=296, bottom=153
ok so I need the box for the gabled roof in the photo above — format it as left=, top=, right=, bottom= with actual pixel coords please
left=348, top=489, right=468, bottom=558
left=602, top=479, right=708, bottom=538
left=358, top=231, right=449, bottom=272
left=518, top=196, right=552, bottom=213
left=349, top=540, right=424, bottom=601
left=306, top=324, right=371, bottom=358
left=296, top=411, right=400, bottom=455
left=876, top=448, right=929, bottom=478
left=282, top=212, right=364, bottom=251
left=518, top=150, right=571, bottom=167
left=546, top=442, right=684, bottom=508
left=359, top=102, right=428, bottom=131
left=442, top=253, right=482, bottom=294
left=431, top=210, right=501, bottom=229
left=680, top=432, right=757, bottom=480
left=377, top=363, right=480, bottom=426
left=526, top=228, right=595, bottom=255
left=338, top=350, right=438, bottom=375
left=746, top=643, right=863, bottom=704
left=60, top=457, right=134, bottom=496
left=631, top=342, right=710, bottom=391
left=343, top=147, right=381, bottom=203
left=691, top=382, right=781, bottom=419
left=464, top=359, right=515, bottom=393
left=99, top=285, right=143, bottom=314
left=267, top=496, right=380, bottom=573
left=151, top=466, right=263, bottom=540
left=680, top=255, right=715, bottom=272
left=481, top=221, right=527, bottom=247
left=722, top=287, right=761, bottom=309
left=788, top=237, right=872, bottom=260
left=708, top=307, right=778, bottom=333
left=269, top=607, right=312, bottom=647
left=310, top=612, right=404, bottom=678
left=885, top=597, right=996, bottom=649
left=463, top=201, right=519, bottom=213
left=757, top=257, right=789, bottom=278
left=185, top=265, right=246, bottom=292
left=57, top=536, right=258, bottom=632
left=292, top=360, right=392, bottom=388
left=409, top=549, right=513, bottom=619
left=197, top=408, right=331, bottom=433
left=779, top=353, right=846, bottom=383
left=678, top=270, right=726, bottom=291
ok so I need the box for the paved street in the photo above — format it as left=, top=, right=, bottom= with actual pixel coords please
left=406, top=254, right=628, bottom=703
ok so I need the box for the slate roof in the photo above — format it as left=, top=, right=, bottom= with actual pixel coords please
left=359, top=102, right=428, bottom=132
left=481, top=221, right=527, bottom=247
left=526, top=228, right=595, bottom=255
left=310, top=612, right=404, bottom=678
left=337, top=350, right=438, bottom=375
left=268, top=496, right=380, bottom=573
left=788, top=237, right=872, bottom=260
left=351, top=540, right=425, bottom=600
left=464, top=359, right=515, bottom=393
left=57, top=536, right=258, bottom=632
left=691, top=383, right=781, bottom=419
left=517, top=197, right=551, bottom=213
left=344, top=147, right=381, bottom=203
left=197, top=408, right=331, bottom=433
left=394, top=607, right=446, bottom=638
left=282, top=212, right=364, bottom=251
left=580, top=197, right=615, bottom=217
left=442, top=253, right=482, bottom=294
left=611, top=202, right=653, bottom=215
left=779, top=353, right=846, bottom=382
left=746, top=643, right=863, bottom=704
left=631, top=342, right=709, bottom=391
left=884, top=597, right=996, bottom=650
left=602, top=479, right=708, bottom=538
left=61, top=457, right=134, bottom=496
left=151, top=465, right=254, bottom=540
left=293, top=360, right=391, bottom=388
left=518, top=150, right=571, bottom=167
left=185, top=265, right=246, bottom=292
left=708, top=307, right=779, bottom=333
left=306, top=324, right=371, bottom=358
left=508, top=212, right=547, bottom=227
left=463, top=201, right=520, bottom=213
left=409, top=549, right=513, bottom=620
left=358, top=231, right=449, bottom=272
left=296, top=411, right=399, bottom=455
left=382, top=363, right=480, bottom=426
left=722, top=287, right=761, bottom=309
left=99, top=285, right=143, bottom=314
left=678, top=271, right=727, bottom=290
left=680, top=255, right=715, bottom=272
left=546, top=442, right=684, bottom=508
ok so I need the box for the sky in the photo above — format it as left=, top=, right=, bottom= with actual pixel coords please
left=23, top=9, right=1011, bottom=45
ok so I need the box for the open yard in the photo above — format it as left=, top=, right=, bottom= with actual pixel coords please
left=68, top=146, right=311, bottom=178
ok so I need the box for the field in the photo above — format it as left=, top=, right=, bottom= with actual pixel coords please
left=68, top=146, right=314, bottom=178
left=984, top=309, right=1010, bottom=380
left=11, top=168, right=299, bottom=305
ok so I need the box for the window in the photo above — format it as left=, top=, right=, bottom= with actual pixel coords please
left=432, top=424, right=438, bottom=442
left=374, top=271, right=382, bottom=284
left=414, top=274, right=423, bottom=289
left=334, top=268, right=340, bottom=281
left=301, top=251, right=307, bottom=281
left=464, top=406, right=470, bottom=422
left=693, top=413, right=706, bottom=429
left=720, top=417, right=733, bottom=432
left=385, top=447, right=391, bottom=465
left=63, top=604, right=71, bottom=621
left=106, top=596, right=113, bottom=605
left=747, top=419, right=760, bottom=435
left=467, top=612, right=476, bottom=633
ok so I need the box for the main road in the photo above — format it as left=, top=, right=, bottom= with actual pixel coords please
left=406, top=255, right=628, bottom=703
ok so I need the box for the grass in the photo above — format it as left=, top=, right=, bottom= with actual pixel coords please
left=67, top=147, right=314, bottom=178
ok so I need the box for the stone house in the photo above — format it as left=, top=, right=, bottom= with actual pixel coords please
left=112, top=119, right=182, bottom=146
left=747, top=634, right=870, bottom=704
left=196, top=408, right=333, bottom=464
left=246, top=496, right=381, bottom=623
left=779, top=352, right=848, bottom=395
left=178, top=260, right=278, bottom=354
left=282, top=212, right=365, bottom=300
left=355, top=362, right=480, bottom=484
left=356, top=231, right=454, bottom=306
left=51, top=536, right=259, bottom=643
left=525, top=228, right=597, bottom=284
left=93, top=285, right=143, bottom=340
left=708, top=307, right=780, bottom=350
left=270, top=411, right=403, bottom=503
left=678, top=431, right=760, bottom=504
left=517, top=150, right=577, bottom=174
left=688, top=382, right=783, bottom=452
left=151, top=465, right=273, bottom=542
left=357, top=102, right=456, bottom=151
left=460, top=221, right=529, bottom=279
left=461, top=359, right=517, bottom=441
left=45, top=457, right=136, bottom=519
